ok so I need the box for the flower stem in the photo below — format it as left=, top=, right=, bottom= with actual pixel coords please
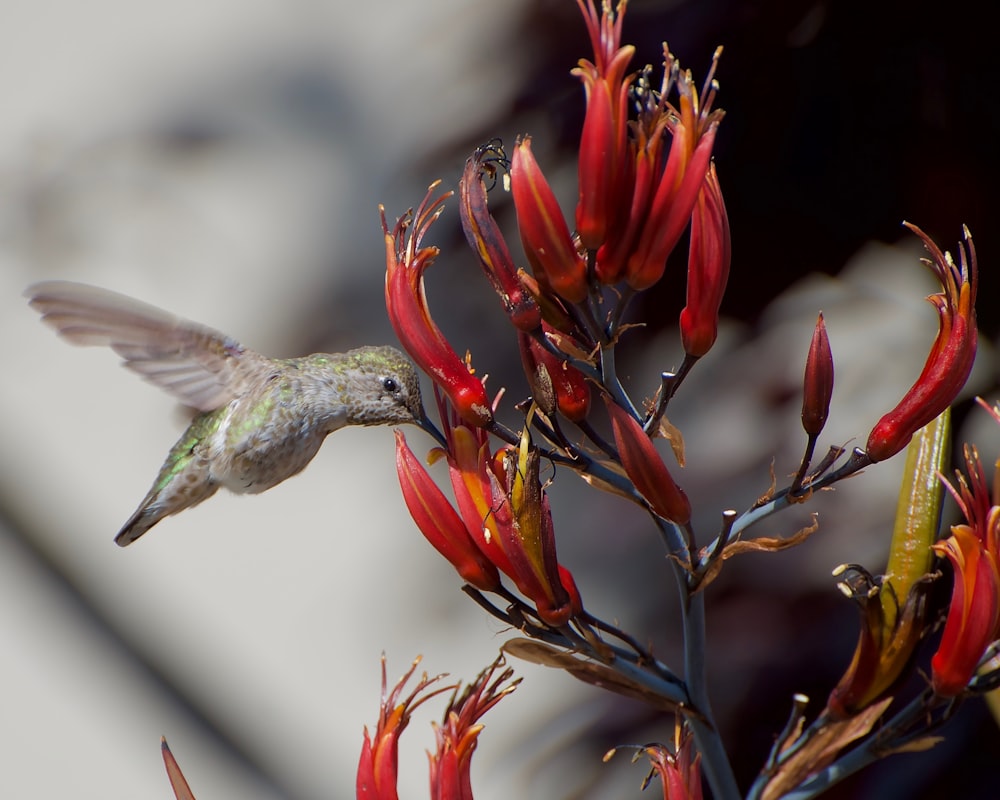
left=675, top=562, right=741, bottom=799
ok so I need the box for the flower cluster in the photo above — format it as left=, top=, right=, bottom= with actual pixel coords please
left=374, top=1, right=984, bottom=797
left=395, top=390, right=582, bottom=627
left=357, top=656, right=518, bottom=800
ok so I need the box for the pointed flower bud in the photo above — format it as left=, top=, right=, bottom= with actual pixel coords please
left=459, top=142, right=541, bottom=332
left=395, top=430, right=501, bottom=592
left=801, top=312, right=834, bottom=436
left=626, top=50, right=724, bottom=291
left=572, top=0, right=634, bottom=250
left=510, top=138, right=589, bottom=304
left=382, top=185, right=493, bottom=428
left=679, top=163, right=730, bottom=358
left=932, top=444, right=1000, bottom=697
left=605, top=397, right=691, bottom=525
left=428, top=657, right=520, bottom=800
left=358, top=656, right=454, bottom=800
left=515, top=268, right=576, bottom=333
left=518, top=325, right=592, bottom=423
left=866, top=224, right=977, bottom=462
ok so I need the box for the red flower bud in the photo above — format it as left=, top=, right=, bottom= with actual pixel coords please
left=605, top=397, right=691, bottom=525
left=518, top=326, right=592, bottom=423
left=801, top=313, right=834, bottom=436
left=679, top=163, right=730, bottom=358
left=395, top=431, right=501, bottom=592
left=866, top=225, right=977, bottom=462
left=510, top=138, right=589, bottom=304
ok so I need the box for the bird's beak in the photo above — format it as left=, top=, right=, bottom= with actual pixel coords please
left=413, top=411, right=447, bottom=448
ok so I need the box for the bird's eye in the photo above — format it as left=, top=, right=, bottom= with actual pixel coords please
left=382, top=377, right=399, bottom=394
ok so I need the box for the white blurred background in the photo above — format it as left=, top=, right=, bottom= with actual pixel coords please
left=2, top=1, right=998, bottom=798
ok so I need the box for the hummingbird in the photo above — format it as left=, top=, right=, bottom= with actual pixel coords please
left=26, top=281, right=430, bottom=546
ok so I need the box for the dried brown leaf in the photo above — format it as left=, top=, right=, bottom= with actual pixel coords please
left=502, top=638, right=683, bottom=713
left=753, top=459, right=779, bottom=508
left=694, top=517, right=820, bottom=592
left=883, top=735, right=944, bottom=755
left=720, top=516, right=820, bottom=559
left=657, top=414, right=686, bottom=467
left=761, top=699, right=891, bottom=800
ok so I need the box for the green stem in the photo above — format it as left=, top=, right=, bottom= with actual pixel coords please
left=675, top=562, right=741, bottom=800
left=600, top=343, right=640, bottom=419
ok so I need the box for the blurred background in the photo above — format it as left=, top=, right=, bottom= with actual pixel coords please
left=2, top=0, right=999, bottom=797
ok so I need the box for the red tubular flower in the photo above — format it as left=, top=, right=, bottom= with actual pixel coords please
left=801, top=312, right=834, bottom=436
left=438, top=397, right=518, bottom=580
left=428, top=656, right=519, bottom=800
left=931, top=527, right=1000, bottom=696
left=518, top=325, right=592, bottom=423
left=932, top=445, right=1000, bottom=696
left=593, top=48, right=676, bottom=284
left=510, top=138, right=589, bottom=304
left=458, top=142, right=541, bottom=332
left=605, top=397, right=691, bottom=525
left=678, top=163, right=730, bottom=358
left=625, top=51, right=724, bottom=291
left=358, top=657, right=454, bottom=800
left=627, top=725, right=703, bottom=800
left=382, top=185, right=493, bottom=428
left=572, top=0, right=634, bottom=250
left=395, top=430, right=501, bottom=592
left=436, top=393, right=580, bottom=625
left=865, top=224, right=978, bottom=462
left=486, top=417, right=574, bottom=625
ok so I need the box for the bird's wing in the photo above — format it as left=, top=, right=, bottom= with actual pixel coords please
left=26, top=281, right=273, bottom=412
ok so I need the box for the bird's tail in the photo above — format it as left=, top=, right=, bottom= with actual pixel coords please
left=114, top=480, right=220, bottom=546
left=115, top=504, right=162, bottom=546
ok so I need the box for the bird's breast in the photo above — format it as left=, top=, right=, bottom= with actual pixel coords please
left=209, top=394, right=338, bottom=493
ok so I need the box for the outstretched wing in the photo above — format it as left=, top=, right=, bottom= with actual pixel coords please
left=26, top=281, right=273, bottom=412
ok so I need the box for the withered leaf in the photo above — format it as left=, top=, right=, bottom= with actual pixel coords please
left=502, top=638, right=685, bottom=713
left=760, top=698, right=891, bottom=800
